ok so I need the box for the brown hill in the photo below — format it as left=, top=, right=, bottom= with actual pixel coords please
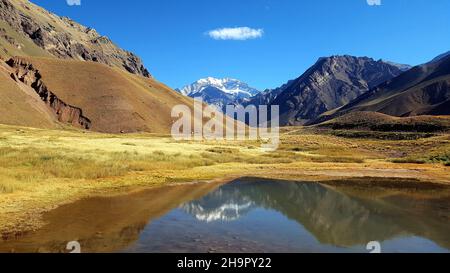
left=4, top=56, right=198, bottom=134
left=0, top=0, right=221, bottom=134
left=0, top=0, right=150, bottom=77
left=0, top=60, right=56, bottom=128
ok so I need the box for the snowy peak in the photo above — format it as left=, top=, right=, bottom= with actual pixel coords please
left=178, top=77, right=260, bottom=98
left=177, top=77, right=261, bottom=112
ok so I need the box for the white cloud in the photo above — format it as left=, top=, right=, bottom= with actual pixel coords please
left=66, top=0, right=81, bottom=6
left=206, top=27, right=264, bottom=41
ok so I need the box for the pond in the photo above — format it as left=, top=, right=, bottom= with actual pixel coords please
left=1, top=178, right=449, bottom=253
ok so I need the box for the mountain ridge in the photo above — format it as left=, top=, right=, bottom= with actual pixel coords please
left=312, top=53, right=450, bottom=124
left=0, top=0, right=150, bottom=77
left=244, top=55, right=406, bottom=125
left=0, top=0, right=209, bottom=133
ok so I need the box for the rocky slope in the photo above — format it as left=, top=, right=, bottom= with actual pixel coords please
left=0, top=0, right=150, bottom=77
left=0, top=60, right=57, bottom=128
left=316, top=53, right=450, bottom=123
left=246, top=56, right=405, bottom=125
left=7, top=57, right=92, bottom=129
left=0, top=0, right=216, bottom=134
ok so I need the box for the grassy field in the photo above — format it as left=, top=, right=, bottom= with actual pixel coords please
left=0, top=124, right=449, bottom=236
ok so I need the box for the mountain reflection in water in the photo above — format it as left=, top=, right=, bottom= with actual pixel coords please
left=178, top=179, right=449, bottom=250
left=1, top=178, right=449, bottom=253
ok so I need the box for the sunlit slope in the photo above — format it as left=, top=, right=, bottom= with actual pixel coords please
left=0, top=0, right=150, bottom=77
left=0, top=21, right=52, bottom=59
left=6, top=56, right=197, bottom=134
left=0, top=62, right=56, bottom=128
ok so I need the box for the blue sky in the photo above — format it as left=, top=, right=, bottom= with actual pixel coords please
left=32, top=0, right=450, bottom=90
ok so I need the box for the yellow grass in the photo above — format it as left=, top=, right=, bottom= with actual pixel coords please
left=0, top=124, right=449, bottom=236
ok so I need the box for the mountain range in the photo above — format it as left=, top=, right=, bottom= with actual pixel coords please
left=316, top=52, right=450, bottom=123
left=245, top=56, right=407, bottom=125
left=177, top=77, right=260, bottom=111
left=181, top=53, right=450, bottom=127
left=0, top=0, right=449, bottom=134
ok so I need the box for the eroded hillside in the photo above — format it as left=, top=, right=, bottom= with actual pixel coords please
left=0, top=0, right=150, bottom=77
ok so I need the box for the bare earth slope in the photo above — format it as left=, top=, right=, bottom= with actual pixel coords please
left=0, top=60, right=56, bottom=128
left=6, top=56, right=195, bottom=133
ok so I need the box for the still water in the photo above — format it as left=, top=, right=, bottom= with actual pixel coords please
left=1, top=178, right=449, bottom=253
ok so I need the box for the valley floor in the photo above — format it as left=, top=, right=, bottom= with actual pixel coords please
left=0, top=124, right=449, bottom=237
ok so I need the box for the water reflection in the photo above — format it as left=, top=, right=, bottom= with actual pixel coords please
left=181, top=187, right=255, bottom=222
left=179, top=179, right=449, bottom=250
left=1, top=178, right=449, bottom=253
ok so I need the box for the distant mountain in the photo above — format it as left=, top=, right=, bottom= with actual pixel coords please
left=249, top=56, right=405, bottom=126
left=240, top=81, right=292, bottom=108
left=177, top=77, right=260, bottom=111
left=315, top=52, right=450, bottom=123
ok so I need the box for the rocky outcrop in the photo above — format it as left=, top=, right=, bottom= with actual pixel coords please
left=315, top=53, right=450, bottom=123
left=251, top=56, right=405, bottom=125
left=7, top=57, right=91, bottom=129
left=0, top=0, right=150, bottom=77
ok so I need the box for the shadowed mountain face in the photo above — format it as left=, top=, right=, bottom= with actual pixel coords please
left=0, top=0, right=150, bottom=77
left=432, top=51, right=450, bottom=63
left=245, top=56, right=405, bottom=126
left=317, top=54, right=450, bottom=123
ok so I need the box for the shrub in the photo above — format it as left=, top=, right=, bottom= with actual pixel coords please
left=392, top=158, right=426, bottom=164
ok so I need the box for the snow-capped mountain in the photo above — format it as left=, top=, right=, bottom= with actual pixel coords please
left=177, top=77, right=260, bottom=111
